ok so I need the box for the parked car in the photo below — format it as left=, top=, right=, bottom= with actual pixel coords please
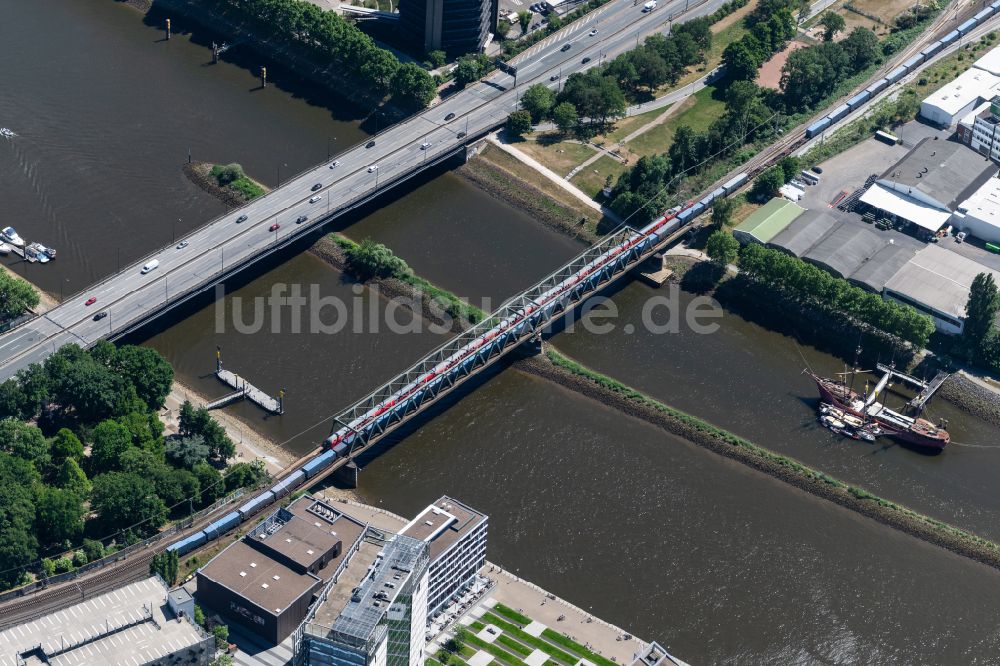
left=236, top=214, right=248, bottom=223
left=956, top=231, right=967, bottom=243
left=85, top=296, right=97, bottom=306
left=269, top=223, right=280, bottom=232
left=813, top=166, right=823, bottom=174
left=296, top=215, right=308, bottom=224
left=311, top=183, right=322, bottom=191
left=445, top=112, right=456, bottom=121
left=93, top=311, right=108, bottom=321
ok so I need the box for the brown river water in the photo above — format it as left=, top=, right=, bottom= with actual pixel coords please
left=3, top=0, right=1000, bottom=662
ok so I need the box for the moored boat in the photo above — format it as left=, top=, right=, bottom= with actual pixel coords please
left=1, top=226, right=24, bottom=247
left=0, top=241, right=11, bottom=254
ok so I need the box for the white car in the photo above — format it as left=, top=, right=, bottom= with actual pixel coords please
left=589, top=28, right=598, bottom=36
left=368, top=165, right=379, bottom=173
left=956, top=231, right=967, bottom=243
left=309, top=195, right=322, bottom=203
left=420, top=142, right=432, bottom=150
left=329, top=160, right=340, bottom=169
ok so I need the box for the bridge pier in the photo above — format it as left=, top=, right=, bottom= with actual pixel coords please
left=514, top=335, right=543, bottom=358
left=333, top=461, right=359, bottom=488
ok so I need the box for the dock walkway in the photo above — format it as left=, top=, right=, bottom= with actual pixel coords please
left=214, top=369, right=283, bottom=414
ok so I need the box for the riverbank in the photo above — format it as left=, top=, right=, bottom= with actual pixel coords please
left=182, top=161, right=269, bottom=207
left=0, top=264, right=58, bottom=314
left=458, top=144, right=605, bottom=243
left=514, top=347, right=1000, bottom=572
left=938, top=371, right=1000, bottom=429
left=163, top=378, right=294, bottom=475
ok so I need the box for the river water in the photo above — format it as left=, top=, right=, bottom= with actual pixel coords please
left=5, top=0, right=1000, bottom=663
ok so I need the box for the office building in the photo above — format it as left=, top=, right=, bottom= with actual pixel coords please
left=398, top=0, right=497, bottom=56
left=399, top=496, right=488, bottom=621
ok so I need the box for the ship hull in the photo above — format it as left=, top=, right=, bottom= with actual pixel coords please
left=806, top=372, right=948, bottom=450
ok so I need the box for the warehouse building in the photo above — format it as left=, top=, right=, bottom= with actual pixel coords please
left=920, top=67, right=1000, bottom=127
left=952, top=173, right=1000, bottom=243
left=196, top=497, right=367, bottom=644
left=973, top=44, right=1000, bottom=76
left=398, top=0, right=497, bottom=56
left=400, top=496, right=488, bottom=620
left=884, top=244, right=1000, bottom=333
left=859, top=137, right=997, bottom=238
left=0, top=576, right=214, bottom=666
left=732, top=198, right=804, bottom=244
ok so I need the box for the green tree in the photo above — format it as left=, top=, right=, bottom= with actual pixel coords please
left=0, top=270, right=40, bottom=323
left=710, top=197, right=736, bottom=229
left=552, top=102, right=579, bottom=135
left=166, top=435, right=211, bottom=469
left=722, top=41, right=761, bottom=82
left=211, top=163, right=245, bottom=186
left=521, top=84, right=556, bottom=122
left=751, top=165, right=786, bottom=201
left=841, top=27, right=880, bottom=70
left=427, top=50, right=447, bottom=68
left=819, top=11, right=846, bottom=41
left=518, top=10, right=532, bottom=34
left=344, top=238, right=411, bottom=281
left=51, top=428, right=84, bottom=463
left=91, top=472, right=167, bottom=537
left=454, top=55, right=486, bottom=88
left=57, top=457, right=92, bottom=498
left=193, top=461, right=224, bottom=505
left=81, top=538, right=105, bottom=562
left=506, top=110, right=532, bottom=138
left=36, top=487, right=85, bottom=546
left=90, top=419, right=133, bottom=473
left=392, top=63, right=437, bottom=108
left=963, top=272, right=1000, bottom=359
left=224, top=460, right=268, bottom=493
left=360, top=49, right=400, bottom=94
left=0, top=419, right=49, bottom=468
left=779, top=155, right=801, bottom=183
left=150, top=549, right=179, bottom=585
left=706, top=230, right=740, bottom=265
left=113, top=346, right=174, bottom=411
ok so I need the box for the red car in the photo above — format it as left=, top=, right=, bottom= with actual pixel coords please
left=269, top=223, right=280, bottom=232
left=85, top=296, right=97, bottom=306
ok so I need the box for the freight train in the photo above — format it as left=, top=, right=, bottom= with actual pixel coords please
left=166, top=172, right=749, bottom=558
left=805, top=2, right=1000, bottom=139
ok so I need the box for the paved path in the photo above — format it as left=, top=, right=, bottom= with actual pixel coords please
left=488, top=134, right=623, bottom=223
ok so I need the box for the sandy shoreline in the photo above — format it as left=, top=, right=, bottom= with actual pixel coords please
left=162, top=377, right=295, bottom=475
left=1, top=263, right=59, bottom=314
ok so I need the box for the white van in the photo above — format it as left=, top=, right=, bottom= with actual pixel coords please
left=141, top=259, right=160, bottom=274
left=642, top=1, right=656, bottom=11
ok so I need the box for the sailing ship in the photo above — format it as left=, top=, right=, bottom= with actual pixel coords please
left=805, top=361, right=950, bottom=450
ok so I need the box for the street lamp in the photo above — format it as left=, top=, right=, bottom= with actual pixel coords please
left=277, top=162, right=287, bottom=187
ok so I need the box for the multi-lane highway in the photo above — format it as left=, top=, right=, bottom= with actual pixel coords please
left=0, top=0, right=728, bottom=382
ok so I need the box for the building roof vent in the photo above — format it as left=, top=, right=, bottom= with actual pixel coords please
left=261, top=583, right=269, bottom=589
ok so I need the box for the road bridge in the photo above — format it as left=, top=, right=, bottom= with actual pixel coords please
left=0, top=0, right=728, bottom=383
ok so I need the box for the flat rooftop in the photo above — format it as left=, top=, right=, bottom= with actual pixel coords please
left=0, top=577, right=207, bottom=666
left=879, top=138, right=997, bottom=211
left=884, top=244, right=1000, bottom=320
left=733, top=198, right=804, bottom=243
left=400, top=496, right=487, bottom=562
left=310, top=540, right=384, bottom=628
left=200, top=497, right=367, bottom=616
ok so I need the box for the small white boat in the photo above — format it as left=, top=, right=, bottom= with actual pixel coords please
left=0, top=242, right=11, bottom=255
left=37, top=244, right=56, bottom=259
left=26, top=243, right=49, bottom=263
left=0, top=128, right=15, bottom=138
left=1, top=226, right=24, bottom=247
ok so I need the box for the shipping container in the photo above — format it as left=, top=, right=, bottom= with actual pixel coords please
left=920, top=41, right=944, bottom=59
left=901, top=54, right=925, bottom=72
left=940, top=30, right=961, bottom=47
left=828, top=104, right=851, bottom=122
left=846, top=91, right=871, bottom=109
left=957, top=18, right=978, bottom=35
left=806, top=117, right=832, bottom=138
left=865, top=78, right=889, bottom=97
left=237, top=490, right=276, bottom=519
left=885, top=66, right=908, bottom=83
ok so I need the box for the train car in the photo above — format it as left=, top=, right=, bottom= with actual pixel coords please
left=974, top=7, right=994, bottom=23
left=722, top=173, right=748, bottom=194
left=204, top=511, right=241, bottom=540
left=302, top=450, right=337, bottom=479
left=920, top=41, right=944, bottom=59
left=237, top=489, right=276, bottom=520
left=709, top=186, right=726, bottom=202
left=828, top=104, right=851, bottom=123
left=846, top=90, right=870, bottom=110
left=166, top=531, right=207, bottom=556
left=688, top=202, right=706, bottom=217
left=940, top=29, right=960, bottom=47
left=675, top=208, right=693, bottom=223
left=805, top=118, right=830, bottom=138
left=271, top=470, right=305, bottom=498
left=885, top=66, right=908, bottom=84
left=992, top=0, right=1000, bottom=13
left=865, top=78, right=889, bottom=97
left=901, top=54, right=925, bottom=72
left=957, top=18, right=978, bottom=35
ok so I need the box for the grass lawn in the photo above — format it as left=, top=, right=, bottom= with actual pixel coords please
left=625, top=86, right=726, bottom=156
left=592, top=107, right=664, bottom=145
left=728, top=194, right=759, bottom=226
left=516, top=136, right=598, bottom=176
left=571, top=154, right=627, bottom=199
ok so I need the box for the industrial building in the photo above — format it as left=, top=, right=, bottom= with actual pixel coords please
left=732, top=198, right=804, bottom=244
left=952, top=173, right=1000, bottom=243
left=196, top=496, right=367, bottom=644
left=884, top=244, right=1000, bottom=333
left=920, top=66, right=1000, bottom=127
left=398, top=0, right=497, bottom=56
left=0, top=576, right=214, bottom=666
left=298, top=532, right=429, bottom=666
left=859, top=137, right=997, bottom=238
left=399, top=496, right=488, bottom=620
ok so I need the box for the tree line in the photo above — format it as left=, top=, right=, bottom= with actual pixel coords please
left=202, top=0, right=436, bottom=108
left=0, top=343, right=266, bottom=590
left=0, top=270, right=39, bottom=326
left=513, top=0, right=750, bottom=136
left=738, top=244, right=936, bottom=346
